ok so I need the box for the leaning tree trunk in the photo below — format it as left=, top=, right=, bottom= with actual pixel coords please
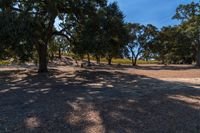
left=38, top=43, right=48, bottom=73
left=197, top=44, right=200, bottom=67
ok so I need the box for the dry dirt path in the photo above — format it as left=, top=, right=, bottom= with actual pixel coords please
left=0, top=65, right=200, bottom=133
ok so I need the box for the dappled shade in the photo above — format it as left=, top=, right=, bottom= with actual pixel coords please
left=0, top=66, right=200, bottom=133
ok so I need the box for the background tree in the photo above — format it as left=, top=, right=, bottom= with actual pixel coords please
left=153, top=26, right=194, bottom=64
left=126, top=23, right=148, bottom=66
left=49, top=36, right=69, bottom=61
left=0, top=4, right=34, bottom=61
left=142, top=24, right=158, bottom=61
left=173, top=1, right=200, bottom=66
left=70, top=2, right=127, bottom=66
left=153, top=26, right=175, bottom=64
left=103, top=2, right=128, bottom=65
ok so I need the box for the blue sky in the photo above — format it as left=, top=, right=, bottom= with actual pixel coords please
left=109, top=0, right=199, bottom=28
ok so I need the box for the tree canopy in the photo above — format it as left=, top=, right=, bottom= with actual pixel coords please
left=0, top=0, right=200, bottom=71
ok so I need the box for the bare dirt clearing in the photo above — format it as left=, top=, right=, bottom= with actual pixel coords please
left=0, top=64, right=200, bottom=133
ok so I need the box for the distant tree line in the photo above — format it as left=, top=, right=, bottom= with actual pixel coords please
left=153, top=1, right=200, bottom=65
left=0, top=1, right=199, bottom=72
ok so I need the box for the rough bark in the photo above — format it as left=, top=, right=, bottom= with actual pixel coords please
left=38, top=43, right=48, bottom=73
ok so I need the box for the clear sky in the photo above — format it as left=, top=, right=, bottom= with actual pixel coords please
left=109, top=0, right=199, bottom=28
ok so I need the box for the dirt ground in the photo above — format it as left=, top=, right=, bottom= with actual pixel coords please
left=0, top=64, right=200, bottom=133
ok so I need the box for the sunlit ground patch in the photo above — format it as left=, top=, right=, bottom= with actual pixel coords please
left=168, top=95, right=200, bottom=109
left=25, top=116, right=40, bottom=129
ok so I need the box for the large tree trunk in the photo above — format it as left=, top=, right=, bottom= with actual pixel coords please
left=133, top=57, right=138, bottom=66
left=197, top=44, right=200, bottom=67
left=58, top=46, right=61, bottom=59
left=131, top=56, right=135, bottom=66
left=131, top=50, right=135, bottom=66
left=38, top=44, right=48, bottom=73
left=87, top=53, right=91, bottom=66
left=108, top=57, right=112, bottom=65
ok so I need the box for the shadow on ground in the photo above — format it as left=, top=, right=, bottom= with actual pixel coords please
left=0, top=68, right=200, bottom=133
left=81, top=64, right=199, bottom=72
